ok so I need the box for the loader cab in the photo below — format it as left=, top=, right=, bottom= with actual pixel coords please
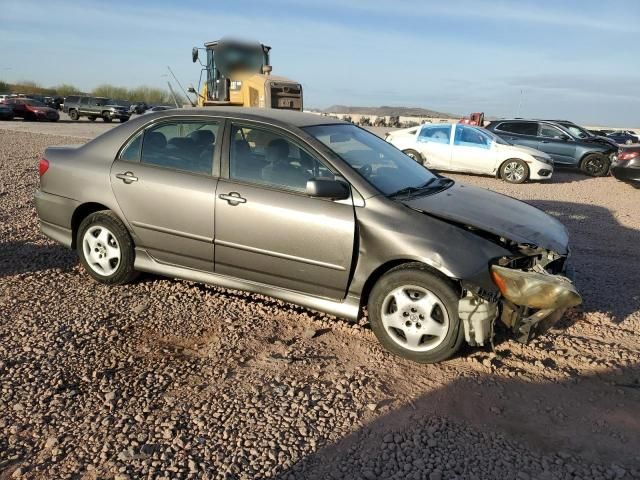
left=195, top=40, right=271, bottom=103
left=192, top=38, right=302, bottom=111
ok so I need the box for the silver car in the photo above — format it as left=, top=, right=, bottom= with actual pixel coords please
left=35, top=108, right=581, bottom=363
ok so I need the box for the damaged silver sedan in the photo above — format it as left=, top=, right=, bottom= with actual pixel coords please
left=34, top=108, right=581, bottom=363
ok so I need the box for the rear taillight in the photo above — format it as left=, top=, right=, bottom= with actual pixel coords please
left=39, top=157, right=49, bottom=177
left=618, top=150, right=640, bottom=161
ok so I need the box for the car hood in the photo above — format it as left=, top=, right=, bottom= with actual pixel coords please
left=584, top=136, right=618, bottom=148
left=403, top=183, right=569, bottom=254
left=495, top=143, right=549, bottom=158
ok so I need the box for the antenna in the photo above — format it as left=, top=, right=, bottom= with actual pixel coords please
left=167, top=66, right=195, bottom=107
left=166, top=81, right=180, bottom=108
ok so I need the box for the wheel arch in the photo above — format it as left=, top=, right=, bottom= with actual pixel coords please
left=70, top=202, right=112, bottom=248
left=359, top=258, right=460, bottom=309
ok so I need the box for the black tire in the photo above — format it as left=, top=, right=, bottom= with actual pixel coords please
left=368, top=263, right=464, bottom=364
left=68, top=109, right=79, bottom=121
left=77, top=211, right=138, bottom=285
left=87, top=116, right=96, bottom=122
left=102, top=114, right=113, bottom=123
left=499, top=158, right=529, bottom=184
left=119, top=117, right=129, bottom=123
left=580, top=153, right=609, bottom=177
left=403, top=149, right=424, bottom=164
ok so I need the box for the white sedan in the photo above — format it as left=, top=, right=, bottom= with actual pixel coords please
left=386, top=123, right=554, bottom=183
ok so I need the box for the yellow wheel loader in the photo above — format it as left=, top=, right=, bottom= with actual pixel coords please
left=190, top=39, right=303, bottom=111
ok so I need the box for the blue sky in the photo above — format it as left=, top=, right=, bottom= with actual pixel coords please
left=1, top=0, right=639, bottom=125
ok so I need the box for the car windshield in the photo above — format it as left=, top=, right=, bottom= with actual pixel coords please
left=304, top=124, right=443, bottom=196
left=560, top=123, right=591, bottom=139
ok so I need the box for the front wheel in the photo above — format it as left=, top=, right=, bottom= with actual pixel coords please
left=119, top=117, right=129, bottom=123
left=580, top=153, right=609, bottom=177
left=77, top=211, right=138, bottom=285
left=500, top=159, right=529, bottom=184
left=403, top=149, right=424, bottom=164
left=368, top=264, right=464, bottom=363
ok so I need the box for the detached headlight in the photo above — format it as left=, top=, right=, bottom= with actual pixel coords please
left=490, top=265, right=581, bottom=309
left=533, top=155, right=553, bottom=165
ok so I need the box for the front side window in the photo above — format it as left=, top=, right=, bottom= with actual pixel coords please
left=229, top=124, right=332, bottom=192
left=496, top=122, right=537, bottom=136
left=418, top=125, right=451, bottom=144
left=539, top=124, right=565, bottom=138
left=454, top=125, right=491, bottom=148
left=304, top=124, right=439, bottom=196
left=139, top=120, right=219, bottom=175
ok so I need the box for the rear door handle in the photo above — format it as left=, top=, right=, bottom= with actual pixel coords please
left=115, top=172, right=138, bottom=184
left=219, top=192, right=246, bottom=206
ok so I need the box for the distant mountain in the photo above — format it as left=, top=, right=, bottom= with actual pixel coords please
left=322, top=105, right=458, bottom=118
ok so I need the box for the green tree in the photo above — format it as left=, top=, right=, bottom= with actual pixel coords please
left=53, top=83, right=81, bottom=97
left=0, top=80, right=10, bottom=93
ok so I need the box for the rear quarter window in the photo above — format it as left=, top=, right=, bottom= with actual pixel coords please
left=496, top=122, right=538, bottom=136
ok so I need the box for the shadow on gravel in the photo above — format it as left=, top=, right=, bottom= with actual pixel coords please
left=0, top=241, right=76, bottom=277
left=527, top=200, right=640, bottom=323
left=279, top=364, right=640, bottom=478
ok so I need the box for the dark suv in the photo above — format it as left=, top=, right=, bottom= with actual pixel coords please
left=485, top=119, right=617, bottom=176
left=63, top=96, right=130, bottom=123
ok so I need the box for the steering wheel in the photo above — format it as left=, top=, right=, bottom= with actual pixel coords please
left=359, top=164, right=373, bottom=178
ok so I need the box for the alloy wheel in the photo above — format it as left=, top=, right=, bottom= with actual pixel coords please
left=82, top=225, right=121, bottom=276
left=503, top=161, right=526, bottom=182
left=380, top=285, right=450, bottom=352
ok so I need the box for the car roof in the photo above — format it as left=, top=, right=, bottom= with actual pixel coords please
left=145, top=107, right=346, bottom=128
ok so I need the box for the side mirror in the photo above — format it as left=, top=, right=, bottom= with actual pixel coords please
left=262, top=65, right=273, bottom=74
left=306, top=178, right=350, bottom=200
left=192, top=47, right=199, bottom=63
left=187, top=86, right=196, bottom=93
left=558, top=134, right=571, bottom=141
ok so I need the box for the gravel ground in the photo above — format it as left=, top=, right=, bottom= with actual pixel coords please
left=1, top=126, right=639, bottom=480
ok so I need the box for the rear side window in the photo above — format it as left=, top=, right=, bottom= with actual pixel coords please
left=139, top=120, right=219, bottom=175
left=496, top=122, right=537, bottom=136
left=65, top=96, right=79, bottom=104
left=417, top=125, right=451, bottom=144
left=120, top=131, right=143, bottom=162
left=80, top=97, right=91, bottom=105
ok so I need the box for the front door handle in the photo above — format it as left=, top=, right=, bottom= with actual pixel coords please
left=115, top=172, right=138, bottom=184
left=219, top=192, right=246, bottom=206
left=540, top=140, right=551, bottom=144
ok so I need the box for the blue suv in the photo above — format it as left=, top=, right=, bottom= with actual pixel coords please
left=485, top=119, right=617, bottom=176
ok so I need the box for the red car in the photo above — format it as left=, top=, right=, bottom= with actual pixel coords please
left=2, top=98, right=59, bottom=122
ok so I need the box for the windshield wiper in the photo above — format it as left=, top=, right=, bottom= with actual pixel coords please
left=387, top=177, right=453, bottom=199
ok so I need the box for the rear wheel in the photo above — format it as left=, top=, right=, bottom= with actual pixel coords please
left=77, top=211, right=138, bottom=285
left=580, top=153, right=609, bottom=177
left=368, top=264, right=463, bottom=363
left=403, top=149, right=424, bottom=164
left=68, top=109, right=79, bottom=121
left=500, top=159, right=529, bottom=183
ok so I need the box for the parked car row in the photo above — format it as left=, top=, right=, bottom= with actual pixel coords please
left=385, top=117, right=637, bottom=185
